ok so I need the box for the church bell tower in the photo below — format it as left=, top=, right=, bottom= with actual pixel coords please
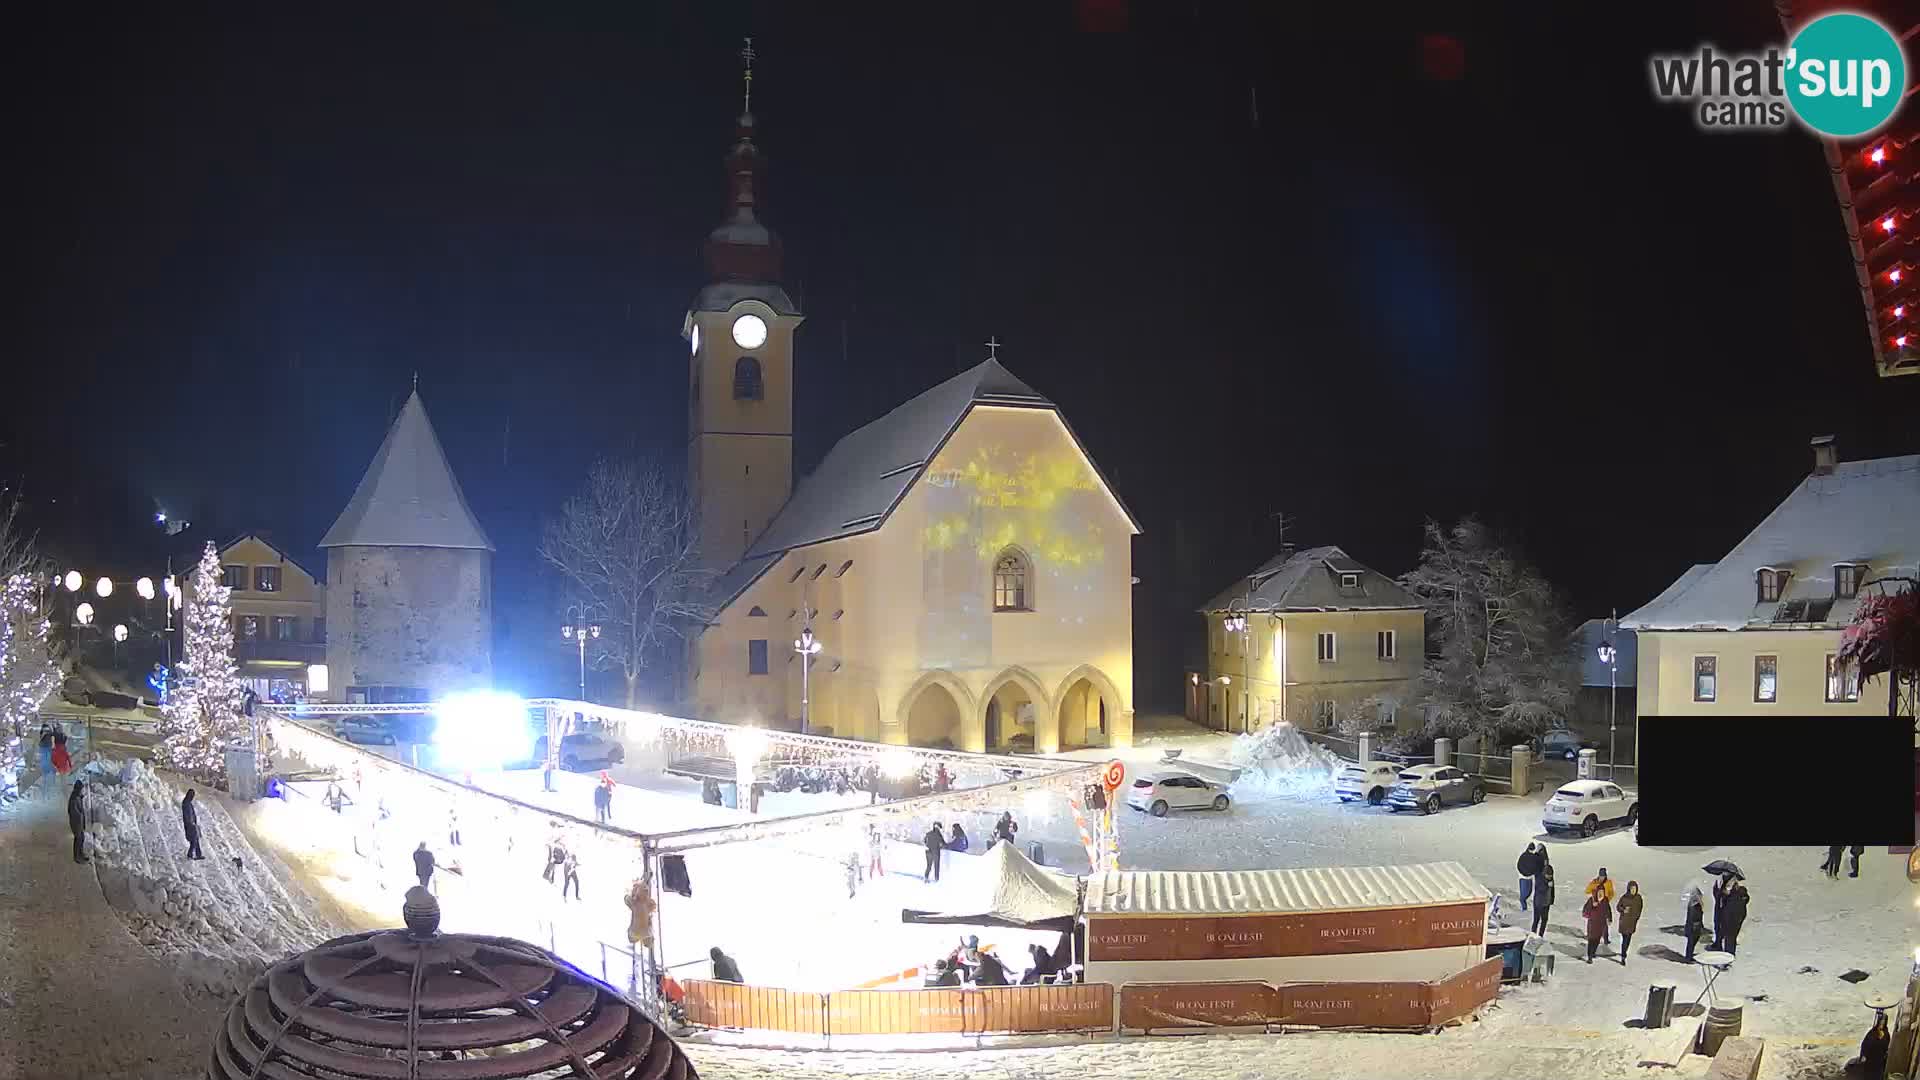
left=685, top=37, right=803, bottom=570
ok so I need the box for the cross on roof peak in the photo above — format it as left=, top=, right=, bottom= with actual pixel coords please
left=984, top=336, right=1001, bottom=361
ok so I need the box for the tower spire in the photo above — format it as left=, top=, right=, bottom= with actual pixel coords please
left=740, top=37, right=756, bottom=116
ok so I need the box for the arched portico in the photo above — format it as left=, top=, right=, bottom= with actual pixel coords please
left=895, top=669, right=979, bottom=750
left=1053, top=664, right=1127, bottom=751
left=980, top=666, right=1053, bottom=754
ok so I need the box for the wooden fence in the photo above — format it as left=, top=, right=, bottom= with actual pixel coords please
left=682, top=980, right=1113, bottom=1038
left=1117, top=957, right=1504, bottom=1033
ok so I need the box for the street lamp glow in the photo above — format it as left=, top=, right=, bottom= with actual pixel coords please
left=1596, top=640, right=1615, bottom=665
left=112, top=624, right=128, bottom=642
left=64, top=571, right=81, bottom=592
left=136, top=577, right=155, bottom=600
left=95, top=577, right=113, bottom=598
left=880, top=749, right=919, bottom=780
left=75, top=602, right=94, bottom=626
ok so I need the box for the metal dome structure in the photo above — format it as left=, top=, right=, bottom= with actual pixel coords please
left=209, top=888, right=695, bottom=1079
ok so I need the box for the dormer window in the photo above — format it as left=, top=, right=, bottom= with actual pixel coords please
left=1835, top=563, right=1864, bottom=600
left=1756, top=568, right=1789, bottom=603
left=1339, top=573, right=1359, bottom=589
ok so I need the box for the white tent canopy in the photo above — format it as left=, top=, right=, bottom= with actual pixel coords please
left=902, top=841, right=1081, bottom=929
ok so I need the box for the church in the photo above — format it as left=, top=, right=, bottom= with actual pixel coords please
left=684, top=59, right=1139, bottom=753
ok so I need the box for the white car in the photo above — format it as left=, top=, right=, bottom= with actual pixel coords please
left=1126, top=770, right=1232, bottom=816
left=1335, top=761, right=1401, bottom=806
left=1542, top=779, right=1639, bottom=837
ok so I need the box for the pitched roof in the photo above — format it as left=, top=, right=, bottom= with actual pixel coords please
left=1620, top=453, right=1920, bottom=631
left=1199, top=545, right=1419, bottom=613
left=1574, top=618, right=1637, bottom=688
left=216, top=533, right=322, bottom=584
left=320, top=391, right=494, bottom=551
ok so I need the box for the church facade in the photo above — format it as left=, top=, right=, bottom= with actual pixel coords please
left=683, top=72, right=1139, bottom=752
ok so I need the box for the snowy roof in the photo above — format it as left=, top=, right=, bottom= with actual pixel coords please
left=1620, top=454, right=1920, bottom=631
left=1199, top=545, right=1419, bottom=614
left=712, top=358, right=1140, bottom=606
left=691, top=281, right=798, bottom=316
left=1575, top=618, right=1637, bottom=688
left=1084, top=862, right=1487, bottom=916
left=320, top=391, right=494, bottom=552
left=902, top=841, right=1081, bottom=929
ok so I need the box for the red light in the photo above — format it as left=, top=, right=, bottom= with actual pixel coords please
left=1898, top=306, right=1907, bottom=319
left=1894, top=269, right=1905, bottom=283
left=1898, top=336, right=1909, bottom=348
left=1883, top=217, right=1897, bottom=233
left=1871, top=146, right=1887, bottom=165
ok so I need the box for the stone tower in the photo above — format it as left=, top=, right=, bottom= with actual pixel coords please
left=319, top=390, right=494, bottom=702
left=684, top=46, right=804, bottom=570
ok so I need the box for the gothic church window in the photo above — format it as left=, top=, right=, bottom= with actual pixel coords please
left=993, top=548, right=1032, bottom=612
left=748, top=639, right=769, bottom=675
left=733, top=356, right=763, bottom=400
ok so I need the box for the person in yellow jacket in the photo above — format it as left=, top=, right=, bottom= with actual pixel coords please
left=1584, top=868, right=1616, bottom=945
left=624, top=875, right=656, bottom=949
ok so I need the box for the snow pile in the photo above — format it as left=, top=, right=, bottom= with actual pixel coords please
left=81, top=758, right=345, bottom=998
left=1224, top=723, right=1343, bottom=800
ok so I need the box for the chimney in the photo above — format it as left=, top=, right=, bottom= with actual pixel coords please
left=1810, top=434, right=1838, bottom=475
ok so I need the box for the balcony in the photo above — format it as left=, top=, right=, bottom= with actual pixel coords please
left=234, top=640, right=325, bottom=665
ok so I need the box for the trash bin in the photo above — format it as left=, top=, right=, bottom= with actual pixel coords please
left=1644, top=983, right=1676, bottom=1029
left=1027, top=841, right=1045, bottom=865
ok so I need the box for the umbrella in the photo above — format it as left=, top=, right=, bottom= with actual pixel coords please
left=1702, top=859, right=1745, bottom=879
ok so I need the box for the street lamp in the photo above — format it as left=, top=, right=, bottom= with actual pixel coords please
left=560, top=621, right=600, bottom=703
left=794, top=623, right=823, bottom=734
left=1596, top=608, right=1618, bottom=779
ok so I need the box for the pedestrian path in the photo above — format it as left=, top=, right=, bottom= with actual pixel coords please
left=0, top=787, right=218, bottom=1079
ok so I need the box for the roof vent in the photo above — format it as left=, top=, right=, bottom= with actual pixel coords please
left=1811, top=434, right=1838, bottom=475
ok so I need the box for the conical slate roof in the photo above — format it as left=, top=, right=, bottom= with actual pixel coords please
left=320, top=391, right=494, bottom=551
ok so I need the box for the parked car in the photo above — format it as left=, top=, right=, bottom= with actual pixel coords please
left=1542, top=779, right=1639, bottom=837
left=333, top=717, right=398, bottom=746
left=1334, top=761, right=1402, bottom=806
left=1386, top=764, right=1485, bottom=814
left=533, top=726, right=626, bottom=771
left=1537, top=729, right=1597, bottom=762
left=1126, top=770, right=1232, bottom=816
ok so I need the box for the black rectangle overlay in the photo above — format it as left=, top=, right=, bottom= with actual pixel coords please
left=1636, top=715, right=1914, bottom=847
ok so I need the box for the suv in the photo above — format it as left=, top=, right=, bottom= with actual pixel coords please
left=533, top=726, right=626, bottom=771
left=1537, top=729, right=1596, bottom=761
left=1386, top=764, right=1485, bottom=814
left=1335, top=761, right=1401, bottom=805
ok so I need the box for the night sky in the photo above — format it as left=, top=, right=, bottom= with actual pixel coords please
left=3, top=2, right=1916, bottom=706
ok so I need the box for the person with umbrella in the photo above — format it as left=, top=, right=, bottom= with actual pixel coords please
left=1718, top=876, right=1750, bottom=957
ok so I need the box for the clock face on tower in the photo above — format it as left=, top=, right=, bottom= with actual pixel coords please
left=690, top=324, right=701, bottom=355
left=732, top=314, right=768, bottom=350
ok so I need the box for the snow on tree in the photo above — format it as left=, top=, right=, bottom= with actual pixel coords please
left=155, top=541, right=247, bottom=784
left=539, top=458, right=715, bottom=707
left=0, top=498, right=57, bottom=789
left=1398, top=517, right=1579, bottom=740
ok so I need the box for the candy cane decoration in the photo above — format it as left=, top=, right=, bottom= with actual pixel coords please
left=1067, top=794, right=1101, bottom=872
left=1103, top=802, right=1120, bottom=871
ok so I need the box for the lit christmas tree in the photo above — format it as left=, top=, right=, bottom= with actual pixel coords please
left=0, top=572, right=60, bottom=788
left=156, top=541, right=247, bottom=784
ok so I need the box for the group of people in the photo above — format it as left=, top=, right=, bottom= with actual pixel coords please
left=1821, top=844, right=1868, bottom=880
left=1517, top=841, right=1750, bottom=965
left=543, top=827, right=583, bottom=900
left=918, top=812, right=1020, bottom=883
left=36, top=724, right=74, bottom=792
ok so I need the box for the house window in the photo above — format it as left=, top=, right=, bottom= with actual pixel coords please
left=748, top=639, right=769, bottom=676
left=1692, top=656, right=1717, bottom=702
left=271, top=616, right=297, bottom=641
left=254, top=566, right=281, bottom=593
left=1836, top=564, right=1862, bottom=600
left=313, top=618, right=326, bottom=643
left=811, top=564, right=827, bottom=581
left=1315, top=700, right=1336, bottom=730
left=236, top=614, right=262, bottom=641
left=747, top=606, right=768, bottom=617
left=733, top=356, right=763, bottom=400
left=993, top=549, right=1031, bottom=611
left=832, top=609, right=844, bottom=620
left=836, top=560, right=854, bottom=577
left=1376, top=629, right=1396, bottom=660
left=1340, top=573, right=1359, bottom=588
left=788, top=564, right=806, bottom=583
left=1756, top=568, right=1788, bottom=602
left=1753, top=655, right=1777, bottom=703
left=1380, top=701, right=1397, bottom=728
left=224, top=565, right=249, bottom=591
left=1826, top=654, right=1861, bottom=703
left=1316, top=631, right=1336, bottom=662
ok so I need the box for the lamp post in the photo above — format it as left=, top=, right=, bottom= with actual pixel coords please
left=794, top=620, right=823, bottom=735
left=1596, top=608, right=1618, bottom=779
left=561, top=619, right=600, bottom=703
left=1224, top=608, right=1250, bottom=733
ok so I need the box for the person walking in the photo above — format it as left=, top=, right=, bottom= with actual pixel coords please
left=1719, top=877, right=1750, bottom=957
left=845, top=851, right=861, bottom=899
left=448, top=808, right=461, bottom=847
left=181, top=788, right=205, bottom=860
left=934, top=764, right=951, bottom=793
left=1861, top=1010, right=1891, bottom=1080
left=544, top=836, right=566, bottom=884
left=561, top=850, right=581, bottom=901
left=922, top=823, right=945, bottom=882
left=993, top=812, right=1018, bottom=849
left=68, top=779, right=89, bottom=864
left=1710, top=873, right=1731, bottom=951
left=592, top=783, right=611, bottom=825
left=1530, top=855, right=1555, bottom=936
left=413, top=842, right=436, bottom=891
left=51, top=730, right=72, bottom=778
left=867, top=824, right=885, bottom=880
left=37, top=723, right=55, bottom=786
left=709, top=946, right=743, bottom=984
left=1682, top=884, right=1706, bottom=963
left=1584, top=868, right=1616, bottom=944
left=1850, top=844, right=1866, bottom=879
left=1581, top=890, right=1608, bottom=963
left=1516, top=842, right=1542, bottom=911
left=947, top=823, right=969, bottom=853
left=1616, top=880, right=1643, bottom=965
left=1823, top=844, right=1845, bottom=879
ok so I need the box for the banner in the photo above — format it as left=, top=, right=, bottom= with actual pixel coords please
left=1088, top=901, right=1486, bottom=962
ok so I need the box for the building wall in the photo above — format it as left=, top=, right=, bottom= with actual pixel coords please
left=1635, top=629, right=1889, bottom=718
left=1204, top=608, right=1425, bottom=734
left=185, top=536, right=326, bottom=694
left=694, top=404, right=1136, bottom=751
left=323, top=546, right=492, bottom=700
left=687, top=300, right=800, bottom=569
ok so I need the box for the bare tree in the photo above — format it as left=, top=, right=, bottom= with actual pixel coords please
left=539, top=459, right=715, bottom=708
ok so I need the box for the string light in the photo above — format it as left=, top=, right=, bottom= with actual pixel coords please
left=1883, top=216, right=1897, bottom=234
left=1871, top=145, right=1887, bottom=165
left=1896, top=306, right=1906, bottom=319
left=1891, top=269, right=1903, bottom=284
